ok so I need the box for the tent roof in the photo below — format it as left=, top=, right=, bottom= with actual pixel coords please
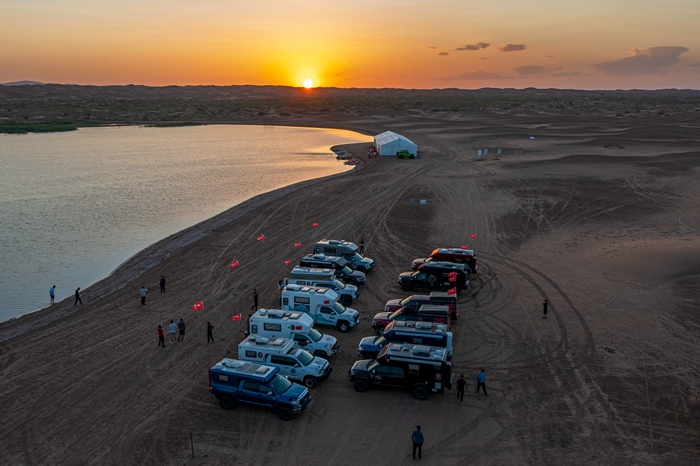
left=374, top=131, right=416, bottom=146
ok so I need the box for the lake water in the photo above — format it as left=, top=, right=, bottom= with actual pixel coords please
left=0, top=125, right=371, bottom=322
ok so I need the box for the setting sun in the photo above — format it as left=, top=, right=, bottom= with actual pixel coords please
left=303, top=79, right=313, bottom=88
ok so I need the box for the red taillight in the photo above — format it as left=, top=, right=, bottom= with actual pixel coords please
left=435, top=373, right=442, bottom=381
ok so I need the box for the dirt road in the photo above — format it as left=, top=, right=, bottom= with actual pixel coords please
left=1, top=111, right=699, bottom=465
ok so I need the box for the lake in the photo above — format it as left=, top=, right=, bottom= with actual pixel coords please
left=0, top=124, right=371, bottom=321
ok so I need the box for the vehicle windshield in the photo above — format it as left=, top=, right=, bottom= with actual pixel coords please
left=332, top=302, right=346, bottom=314
left=297, top=350, right=314, bottom=366
left=332, top=279, right=346, bottom=289
left=351, top=253, right=364, bottom=261
left=374, top=336, right=387, bottom=346
left=389, top=310, right=403, bottom=320
left=367, top=360, right=380, bottom=371
left=400, top=297, right=412, bottom=306
left=308, top=328, right=323, bottom=342
left=341, top=266, right=354, bottom=275
left=269, top=375, right=292, bottom=394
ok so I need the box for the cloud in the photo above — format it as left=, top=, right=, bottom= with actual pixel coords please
left=550, top=71, right=583, bottom=77
left=438, top=52, right=449, bottom=56
left=592, top=46, right=689, bottom=75
left=498, top=44, right=526, bottom=52
left=686, top=60, right=700, bottom=67
left=513, top=65, right=544, bottom=75
left=422, top=46, right=437, bottom=49
left=456, top=42, right=490, bottom=51
left=442, top=70, right=508, bottom=80
left=546, top=55, right=555, bottom=58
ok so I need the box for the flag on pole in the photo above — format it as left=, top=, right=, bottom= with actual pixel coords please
left=284, top=260, right=291, bottom=266
left=446, top=287, right=457, bottom=296
left=192, top=301, right=204, bottom=310
left=257, top=234, right=265, bottom=241
left=231, top=313, right=241, bottom=321
left=461, top=244, right=468, bottom=250
left=294, top=242, right=301, bottom=248
left=312, top=222, right=319, bottom=228
left=230, top=260, right=240, bottom=268
left=470, top=233, right=476, bottom=239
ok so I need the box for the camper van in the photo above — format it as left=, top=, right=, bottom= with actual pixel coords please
left=313, top=239, right=375, bottom=272
left=299, top=254, right=366, bottom=285
left=281, top=285, right=360, bottom=332
left=249, top=309, right=339, bottom=358
left=286, top=266, right=359, bottom=305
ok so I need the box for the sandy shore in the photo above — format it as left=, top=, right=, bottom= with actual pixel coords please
left=1, top=109, right=700, bottom=465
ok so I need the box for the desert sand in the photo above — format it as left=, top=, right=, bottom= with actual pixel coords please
left=1, top=91, right=700, bottom=465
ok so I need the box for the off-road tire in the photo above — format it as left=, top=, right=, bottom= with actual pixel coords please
left=219, top=395, right=235, bottom=411
left=401, top=282, right=412, bottom=291
left=304, top=376, right=318, bottom=389
left=354, top=380, right=369, bottom=392
left=412, top=385, right=429, bottom=401
left=278, top=407, right=294, bottom=421
left=340, top=296, right=353, bottom=306
left=338, top=321, right=350, bottom=332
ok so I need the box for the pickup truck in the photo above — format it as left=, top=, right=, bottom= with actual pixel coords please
left=371, top=304, right=451, bottom=334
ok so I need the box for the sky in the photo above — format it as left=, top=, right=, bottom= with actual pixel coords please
left=1, top=0, right=699, bottom=89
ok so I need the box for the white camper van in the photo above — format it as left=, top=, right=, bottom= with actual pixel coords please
left=286, top=266, right=359, bottom=305
left=249, top=309, right=339, bottom=357
left=280, top=285, right=360, bottom=332
left=238, top=336, right=332, bottom=388
left=313, top=239, right=375, bottom=272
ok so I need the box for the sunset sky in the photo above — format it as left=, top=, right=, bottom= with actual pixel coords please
left=1, top=0, right=699, bottom=89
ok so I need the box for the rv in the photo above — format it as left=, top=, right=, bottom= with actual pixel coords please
left=249, top=309, right=339, bottom=358
left=281, top=285, right=360, bottom=332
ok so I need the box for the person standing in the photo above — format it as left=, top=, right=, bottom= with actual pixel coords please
left=177, top=318, right=186, bottom=341
left=160, top=275, right=166, bottom=293
left=412, top=425, right=424, bottom=459
left=476, top=368, right=488, bottom=398
left=456, top=374, right=467, bottom=403
left=543, top=299, right=548, bottom=318
left=157, top=324, right=165, bottom=347
left=169, top=320, right=177, bottom=344
left=74, top=287, right=83, bottom=306
left=50, top=285, right=56, bottom=305
left=277, top=280, right=284, bottom=306
left=251, top=288, right=258, bottom=311
left=207, top=322, right=214, bottom=344
left=359, top=239, right=365, bottom=255
left=140, top=286, right=148, bottom=305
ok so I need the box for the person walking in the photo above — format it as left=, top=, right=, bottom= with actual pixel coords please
left=412, top=425, right=424, bottom=459
left=177, top=318, right=186, bottom=341
left=207, top=322, right=214, bottom=344
left=456, top=374, right=468, bottom=403
left=543, top=299, right=548, bottom=318
left=476, top=368, right=488, bottom=398
left=359, top=239, right=365, bottom=255
left=74, top=287, right=83, bottom=306
left=157, top=324, right=165, bottom=347
left=50, top=285, right=56, bottom=305
left=169, top=320, right=177, bottom=344
left=251, top=288, right=258, bottom=311
left=140, top=286, right=148, bottom=305
left=160, top=275, right=166, bottom=293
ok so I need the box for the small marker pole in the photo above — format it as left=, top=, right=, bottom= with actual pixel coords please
left=190, top=432, right=195, bottom=459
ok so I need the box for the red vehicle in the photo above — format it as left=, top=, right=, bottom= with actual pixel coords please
left=385, top=294, right=458, bottom=319
left=412, top=248, right=477, bottom=274
left=371, top=305, right=451, bottom=334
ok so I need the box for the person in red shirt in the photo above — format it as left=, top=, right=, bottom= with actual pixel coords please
left=157, top=324, right=165, bottom=347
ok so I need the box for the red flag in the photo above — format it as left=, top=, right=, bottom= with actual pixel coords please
left=294, top=242, right=301, bottom=248
left=461, top=244, right=468, bottom=250
left=257, top=234, right=265, bottom=241
left=312, top=222, right=319, bottom=228
left=192, top=301, right=204, bottom=310
left=284, top=259, right=291, bottom=266
left=448, top=271, right=457, bottom=283
left=230, top=260, right=240, bottom=268
left=448, top=271, right=457, bottom=277
left=231, top=313, right=241, bottom=321
left=446, top=287, right=457, bottom=296
left=470, top=233, right=476, bottom=239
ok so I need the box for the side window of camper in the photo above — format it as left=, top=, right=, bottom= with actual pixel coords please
left=325, top=248, right=336, bottom=254
left=251, top=324, right=258, bottom=334
left=245, top=350, right=258, bottom=358
left=294, top=297, right=310, bottom=305
left=282, top=298, right=289, bottom=306
left=264, top=323, right=282, bottom=332
left=217, top=374, right=229, bottom=382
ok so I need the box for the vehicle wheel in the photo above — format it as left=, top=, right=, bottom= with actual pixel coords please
left=340, top=296, right=352, bottom=306
left=304, top=376, right=318, bottom=389
left=354, top=380, right=369, bottom=392
left=412, top=386, right=429, bottom=401
left=401, top=282, right=412, bottom=291
left=410, top=154, right=415, bottom=159
left=219, top=395, right=235, bottom=411
left=377, top=326, right=386, bottom=336
left=313, top=350, right=326, bottom=357
left=277, top=407, right=294, bottom=421
left=338, top=321, right=350, bottom=332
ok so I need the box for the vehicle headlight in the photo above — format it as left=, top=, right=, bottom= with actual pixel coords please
left=372, top=320, right=377, bottom=326
left=291, top=399, right=300, bottom=406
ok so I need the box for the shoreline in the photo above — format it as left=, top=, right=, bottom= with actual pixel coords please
left=0, top=139, right=370, bottom=342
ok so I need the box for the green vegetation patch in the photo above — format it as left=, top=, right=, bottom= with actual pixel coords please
left=0, top=121, right=80, bottom=134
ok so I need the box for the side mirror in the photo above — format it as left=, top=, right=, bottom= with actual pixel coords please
left=267, top=391, right=274, bottom=396
left=295, top=363, right=301, bottom=368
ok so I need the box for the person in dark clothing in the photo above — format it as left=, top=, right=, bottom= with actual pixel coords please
left=543, top=299, right=548, bottom=318
left=207, top=322, right=214, bottom=343
left=412, top=425, right=424, bottom=459
left=50, top=285, right=56, bottom=305
left=251, top=288, right=258, bottom=311
left=177, top=318, right=186, bottom=340
left=456, top=374, right=468, bottom=402
left=160, top=275, right=166, bottom=293
left=74, top=287, right=83, bottom=306
left=359, top=239, right=365, bottom=255
left=476, top=368, right=488, bottom=398
left=157, top=324, right=165, bottom=347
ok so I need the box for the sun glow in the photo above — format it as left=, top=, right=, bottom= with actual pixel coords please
left=303, top=79, right=314, bottom=88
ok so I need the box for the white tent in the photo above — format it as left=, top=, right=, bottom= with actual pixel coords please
left=373, top=131, right=418, bottom=156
